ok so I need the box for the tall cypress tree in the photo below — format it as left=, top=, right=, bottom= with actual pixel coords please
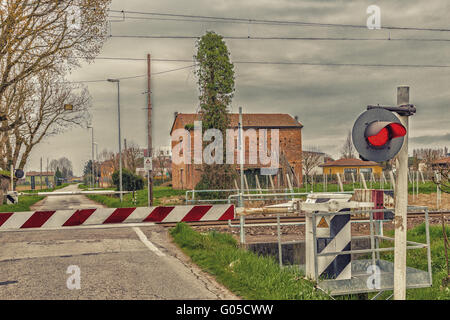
left=194, top=31, right=237, bottom=191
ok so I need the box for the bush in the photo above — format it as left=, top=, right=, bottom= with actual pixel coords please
left=112, top=169, right=144, bottom=191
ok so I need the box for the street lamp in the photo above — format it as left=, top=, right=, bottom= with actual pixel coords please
left=107, top=78, right=123, bottom=202
left=87, top=126, right=94, bottom=189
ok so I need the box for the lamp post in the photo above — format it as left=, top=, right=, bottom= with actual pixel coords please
left=87, top=126, right=94, bottom=189
left=107, top=79, right=123, bottom=202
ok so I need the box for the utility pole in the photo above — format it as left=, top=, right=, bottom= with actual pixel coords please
left=239, top=106, right=245, bottom=244
left=394, top=86, right=410, bottom=300
left=239, top=106, right=244, bottom=208
left=88, top=126, right=94, bottom=189
left=147, top=53, right=153, bottom=207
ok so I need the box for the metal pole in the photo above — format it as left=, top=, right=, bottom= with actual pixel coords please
left=10, top=164, right=13, bottom=191
left=91, top=127, right=94, bottom=189
left=117, top=81, right=123, bottom=202
left=277, top=213, right=283, bottom=267
left=239, top=107, right=245, bottom=245
left=394, top=86, right=410, bottom=300
left=239, top=107, right=244, bottom=208
left=147, top=54, right=153, bottom=207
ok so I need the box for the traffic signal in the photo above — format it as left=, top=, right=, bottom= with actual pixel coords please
left=352, top=108, right=407, bottom=162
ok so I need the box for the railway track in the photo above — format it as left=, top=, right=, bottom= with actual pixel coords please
left=160, top=210, right=449, bottom=228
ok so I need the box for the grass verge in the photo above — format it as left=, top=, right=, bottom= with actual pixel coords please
left=0, top=195, right=45, bottom=212
left=86, top=186, right=186, bottom=208
left=293, top=181, right=438, bottom=194
left=169, top=222, right=329, bottom=300
left=375, top=223, right=450, bottom=300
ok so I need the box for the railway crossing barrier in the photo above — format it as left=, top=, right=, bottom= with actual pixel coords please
left=0, top=204, right=235, bottom=232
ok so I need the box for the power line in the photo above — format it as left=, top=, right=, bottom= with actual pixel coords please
left=108, top=9, right=450, bottom=33
left=81, top=56, right=450, bottom=68
left=108, top=34, right=450, bottom=42
left=63, top=65, right=196, bottom=84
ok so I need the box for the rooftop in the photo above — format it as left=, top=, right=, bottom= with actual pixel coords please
left=171, top=113, right=303, bottom=134
left=320, top=158, right=381, bottom=167
left=26, top=171, right=55, bottom=177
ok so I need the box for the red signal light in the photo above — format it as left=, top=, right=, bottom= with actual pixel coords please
left=368, top=127, right=389, bottom=147
left=367, top=123, right=406, bottom=147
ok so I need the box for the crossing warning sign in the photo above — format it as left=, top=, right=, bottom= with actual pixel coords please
left=317, top=217, right=329, bottom=228
left=144, top=157, right=152, bottom=171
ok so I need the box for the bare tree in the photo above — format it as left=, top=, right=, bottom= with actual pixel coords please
left=124, top=141, right=143, bottom=173
left=49, top=157, right=73, bottom=178
left=341, top=130, right=356, bottom=159
left=0, top=71, right=91, bottom=170
left=303, top=146, right=323, bottom=186
left=414, top=148, right=447, bottom=171
left=0, top=0, right=111, bottom=104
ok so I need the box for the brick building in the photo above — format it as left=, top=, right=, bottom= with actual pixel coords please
left=170, top=113, right=303, bottom=190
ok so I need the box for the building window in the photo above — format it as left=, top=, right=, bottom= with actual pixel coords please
left=360, top=168, right=373, bottom=174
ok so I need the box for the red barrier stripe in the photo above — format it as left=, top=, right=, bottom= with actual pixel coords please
left=181, top=205, right=212, bottom=222
left=103, top=208, right=136, bottom=224
left=218, top=206, right=235, bottom=220
left=144, top=206, right=175, bottom=222
left=0, top=213, right=14, bottom=227
left=63, top=209, right=97, bottom=227
left=21, top=211, right=55, bottom=229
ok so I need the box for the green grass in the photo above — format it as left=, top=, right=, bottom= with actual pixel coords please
left=86, top=186, right=187, bottom=208
left=374, top=224, right=450, bottom=300
left=0, top=195, right=45, bottom=212
left=170, top=222, right=329, bottom=300
left=292, top=181, right=438, bottom=194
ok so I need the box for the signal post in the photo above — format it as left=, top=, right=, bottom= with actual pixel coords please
left=352, top=86, right=415, bottom=300
left=393, top=86, right=410, bottom=300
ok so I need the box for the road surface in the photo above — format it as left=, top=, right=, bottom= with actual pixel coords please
left=0, top=185, right=236, bottom=300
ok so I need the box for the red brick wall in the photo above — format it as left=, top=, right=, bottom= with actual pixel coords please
left=171, top=120, right=303, bottom=190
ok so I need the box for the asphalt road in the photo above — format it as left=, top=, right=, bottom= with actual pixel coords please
left=0, top=185, right=236, bottom=300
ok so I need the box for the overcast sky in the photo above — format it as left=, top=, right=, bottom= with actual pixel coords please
left=26, top=0, right=449, bottom=176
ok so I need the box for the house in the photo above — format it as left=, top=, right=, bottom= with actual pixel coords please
left=170, top=112, right=303, bottom=190
left=319, top=158, right=383, bottom=176
left=432, top=157, right=450, bottom=170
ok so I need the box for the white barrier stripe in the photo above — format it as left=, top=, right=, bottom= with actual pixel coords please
left=42, top=210, right=76, bottom=229
left=161, top=205, right=194, bottom=223
left=124, top=207, right=153, bottom=223
left=318, top=222, right=351, bottom=275
left=0, top=212, right=35, bottom=229
left=83, top=208, right=116, bottom=225
left=200, top=205, right=226, bottom=221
